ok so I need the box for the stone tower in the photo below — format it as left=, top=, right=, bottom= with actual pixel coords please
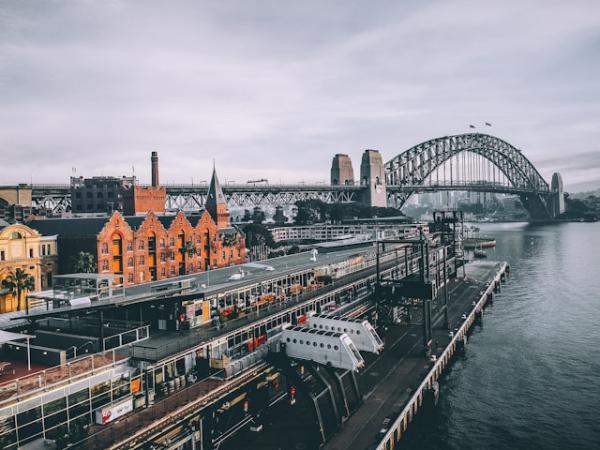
left=550, top=172, right=565, bottom=218
left=206, top=168, right=230, bottom=228
left=331, top=154, right=355, bottom=185
left=360, top=149, right=387, bottom=208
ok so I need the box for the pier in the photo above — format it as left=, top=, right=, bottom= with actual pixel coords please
left=221, top=260, right=509, bottom=450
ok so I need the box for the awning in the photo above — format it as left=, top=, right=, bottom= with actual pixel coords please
left=0, top=330, right=34, bottom=344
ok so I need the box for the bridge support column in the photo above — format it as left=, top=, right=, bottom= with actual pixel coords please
left=360, top=149, right=387, bottom=207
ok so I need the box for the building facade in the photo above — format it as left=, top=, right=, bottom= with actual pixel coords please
left=30, top=170, right=245, bottom=287
left=70, top=152, right=167, bottom=215
left=0, top=222, right=58, bottom=312
left=70, top=176, right=134, bottom=214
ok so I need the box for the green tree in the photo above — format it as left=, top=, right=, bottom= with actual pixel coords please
left=70, top=251, right=97, bottom=273
left=251, top=207, right=266, bottom=224
left=242, top=223, right=275, bottom=248
left=273, top=207, right=287, bottom=225
left=242, top=209, right=252, bottom=222
left=294, top=199, right=328, bottom=224
left=1, top=268, right=35, bottom=311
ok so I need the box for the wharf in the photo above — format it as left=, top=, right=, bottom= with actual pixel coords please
left=328, top=260, right=507, bottom=450
left=223, top=260, right=508, bottom=450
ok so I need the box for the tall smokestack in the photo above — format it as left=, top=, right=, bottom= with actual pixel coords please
left=151, top=151, right=159, bottom=187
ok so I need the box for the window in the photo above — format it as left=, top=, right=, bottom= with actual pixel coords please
left=169, top=238, right=175, bottom=247
left=160, top=252, right=166, bottom=262
left=161, top=268, right=166, bottom=276
left=102, top=260, right=109, bottom=271
left=127, top=241, right=133, bottom=251
left=97, top=192, right=103, bottom=199
left=160, top=239, right=166, bottom=248
left=139, top=256, right=145, bottom=266
left=10, top=231, right=22, bottom=240
left=128, top=273, right=134, bottom=283
left=0, top=251, right=4, bottom=261
left=169, top=267, right=175, bottom=276
left=128, top=257, right=134, bottom=267
left=101, top=243, right=109, bottom=254
left=29, top=248, right=33, bottom=258
left=140, top=272, right=145, bottom=282
left=138, top=240, right=145, bottom=250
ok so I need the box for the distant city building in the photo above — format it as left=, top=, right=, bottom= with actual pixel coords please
left=331, top=154, right=355, bottom=185
left=30, top=169, right=245, bottom=287
left=70, top=175, right=134, bottom=214
left=0, top=198, right=32, bottom=223
left=0, top=221, right=57, bottom=312
left=70, top=151, right=166, bottom=215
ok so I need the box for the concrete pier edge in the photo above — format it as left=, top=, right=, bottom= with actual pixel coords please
left=375, top=261, right=509, bottom=450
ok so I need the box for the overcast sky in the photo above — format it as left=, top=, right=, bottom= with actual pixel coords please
left=1, top=0, right=599, bottom=191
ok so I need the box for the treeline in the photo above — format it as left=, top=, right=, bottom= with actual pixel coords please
left=294, top=199, right=402, bottom=225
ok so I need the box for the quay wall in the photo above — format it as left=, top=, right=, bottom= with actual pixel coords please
left=375, top=261, right=509, bottom=450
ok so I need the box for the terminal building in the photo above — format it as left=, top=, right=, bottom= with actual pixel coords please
left=0, top=219, right=456, bottom=449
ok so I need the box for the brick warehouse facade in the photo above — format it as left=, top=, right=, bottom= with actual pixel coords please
left=30, top=169, right=245, bottom=286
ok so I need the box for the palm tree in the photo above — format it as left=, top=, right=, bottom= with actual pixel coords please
left=1, top=268, right=35, bottom=312
left=70, top=251, right=97, bottom=273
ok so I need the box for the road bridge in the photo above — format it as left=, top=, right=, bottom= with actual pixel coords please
left=6, top=133, right=563, bottom=220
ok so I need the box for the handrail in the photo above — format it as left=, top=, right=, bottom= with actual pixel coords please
left=0, top=349, right=128, bottom=408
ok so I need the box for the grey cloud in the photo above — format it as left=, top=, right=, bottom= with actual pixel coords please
left=0, top=0, right=599, bottom=190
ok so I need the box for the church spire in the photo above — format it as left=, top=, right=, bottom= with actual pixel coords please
left=206, top=166, right=229, bottom=227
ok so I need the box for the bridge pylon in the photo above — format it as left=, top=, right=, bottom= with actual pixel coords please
left=360, top=149, right=387, bottom=208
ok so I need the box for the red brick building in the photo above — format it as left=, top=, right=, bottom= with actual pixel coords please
left=122, top=151, right=167, bottom=215
left=30, top=169, right=246, bottom=286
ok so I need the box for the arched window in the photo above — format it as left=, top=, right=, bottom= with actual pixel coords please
left=10, top=232, right=22, bottom=240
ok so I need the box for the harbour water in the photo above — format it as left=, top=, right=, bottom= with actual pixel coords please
left=401, top=222, right=600, bottom=450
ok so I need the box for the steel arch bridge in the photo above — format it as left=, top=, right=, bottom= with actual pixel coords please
left=17, top=133, right=561, bottom=220
left=384, top=133, right=555, bottom=219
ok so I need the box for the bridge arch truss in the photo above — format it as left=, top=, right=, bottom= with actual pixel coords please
left=384, top=133, right=553, bottom=219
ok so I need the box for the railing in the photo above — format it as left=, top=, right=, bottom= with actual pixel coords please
left=375, top=261, right=508, bottom=450
left=103, top=325, right=150, bottom=351
left=0, top=349, right=128, bottom=408
left=130, top=249, right=416, bottom=362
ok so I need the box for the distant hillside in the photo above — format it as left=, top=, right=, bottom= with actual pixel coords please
left=570, top=189, right=600, bottom=200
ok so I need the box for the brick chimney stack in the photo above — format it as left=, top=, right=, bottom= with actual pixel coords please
left=151, top=151, right=159, bottom=187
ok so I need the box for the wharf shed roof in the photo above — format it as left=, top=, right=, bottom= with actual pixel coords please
left=29, top=217, right=109, bottom=238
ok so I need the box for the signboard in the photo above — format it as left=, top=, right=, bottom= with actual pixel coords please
left=186, top=303, right=196, bottom=320
left=95, top=397, right=134, bottom=425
